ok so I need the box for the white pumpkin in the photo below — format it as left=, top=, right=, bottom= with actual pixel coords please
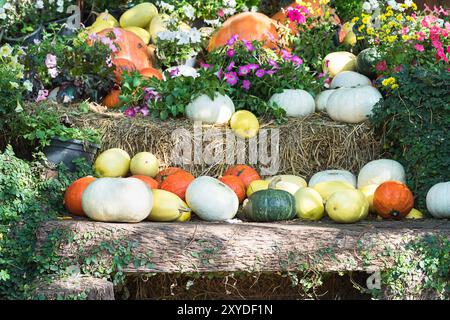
left=309, top=170, right=357, bottom=187
left=265, top=175, right=307, bottom=195
left=315, top=90, right=336, bottom=112
left=269, top=89, right=315, bottom=117
left=323, top=51, right=357, bottom=77
left=167, top=65, right=199, bottom=78
left=357, top=159, right=406, bottom=188
left=186, top=93, right=235, bottom=124
left=186, top=176, right=239, bottom=221
left=82, top=178, right=153, bottom=223
left=330, top=71, right=372, bottom=89
left=326, top=86, right=382, bottom=123
left=426, top=182, right=450, bottom=218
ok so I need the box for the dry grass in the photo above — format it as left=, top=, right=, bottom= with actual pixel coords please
left=26, top=102, right=383, bottom=179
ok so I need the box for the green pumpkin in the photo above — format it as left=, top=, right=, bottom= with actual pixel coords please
left=356, top=48, right=382, bottom=78
left=243, top=188, right=297, bottom=222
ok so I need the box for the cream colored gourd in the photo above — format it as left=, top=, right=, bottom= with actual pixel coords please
left=94, top=148, right=131, bottom=178
left=330, top=71, right=372, bottom=89
left=295, top=187, right=324, bottom=221
left=326, top=86, right=382, bottom=123
left=186, top=93, right=235, bottom=124
left=312, top=181, right=355, bottom=202
left=357, top=159, right=406, bottom=188
left=359, top=184, right=378, bottom=212
left=309, top=170, right=356, bottom=188
left=130, top=152, right=159, bottom=177
left=148, top=189, right=191, bottom=222
left=315, top=90, right=336, bottom=112
left=265, top=175, right=307, bottom=195
left=323, top=51, right=357, bottom=77
left=326, top=189, right=369, bottom=223
left=82, top=178, right=153, bottom=223
left=426, top=182, right=450, bottom=218
left=148, top=14, right=168, bottom=43
left=120, top=2, right=158, bottom=28
left=186, top=176, right=239, bottom=221
left=269, top=89, right=315, bottom=117
left=123, top=26, right=151, bottom=44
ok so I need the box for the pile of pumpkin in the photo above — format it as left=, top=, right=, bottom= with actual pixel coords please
left=64, top=148, right=450, bottom=223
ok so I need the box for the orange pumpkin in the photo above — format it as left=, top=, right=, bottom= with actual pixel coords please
left=130, top=175, right=159, bottom=190
left=64, top=176, right=96, bottom=217
left=224, top=165, right=261, bottom=188
left=113, top=58, right=136, bottom=82
left=159, top=171, right=195, bottom=201
left=272, top=1, right=341, bottom=35
left=219, top=175, right=246, bottom=203
left=208, top=12, right=283, bottom=52
left=96, top=28, right=152, bottom=71
left=155, top=167, right=186, bottom=184
left=373, top=181, right=414, bottom=219
left=103, top=86, right=122, bottom=108
left=140, top=67, right=163, bottom=80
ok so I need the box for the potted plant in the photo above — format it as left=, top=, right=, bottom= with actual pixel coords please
left=15, top=104, right=101, bottom=171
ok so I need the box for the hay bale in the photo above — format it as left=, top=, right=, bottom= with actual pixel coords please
left=32, top=103, right=383, bottom=179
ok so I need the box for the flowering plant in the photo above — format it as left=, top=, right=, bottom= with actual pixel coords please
left=22, top=28, right=116, bottom=103
left=0, top=44, right=33, bottom=128
left=206, top=36, right=324, bottom=120
left=353, top=1, right=449, bottom=89
left=0, top=0, right=73, bottom=38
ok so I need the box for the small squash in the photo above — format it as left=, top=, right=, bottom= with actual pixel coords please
left=373, top=181, right=414, bottom=220
left=246, top=179, right=270, bottom=197
left=219, top=175, right=247, bottom=203
left=269, top=89, right=315, bottom=117
left=140, top=67, right=163, bottom=80
left=224, top=165, right=261, bottom=188
left=159, top=171, right=195, bottom=201
left=186, top=93, right=235, bottom=125
left=357, top=159, right=406, bottom=188
left=359, top=184, right=379, bottom=212
left=309, top=170, right=357, bottom=188
left=265, top=175, right=307, bottom=195
left=119, top=2, right=159, bottom=29
left=329, top=71, right=372, bottom=89
left=94, top=148, right=131, bottom=178
left=82, top=178, right=153, bottom=223
left=148, top=189, right=191, bottom=222
left=130, top=152, right=160, bottom=177
left=103, top=86, right=122, bottom=108
left=186, top=176, right=239, bottom=221
left=326, top=189, right=369, bottom=223
left=315, top=90, right=336, bottom=112
left=323, top=51, right=357, bottom=77
left=312, top=181, right=355, bottom=203
left=243, top=179, right=297, bottom=222
left=426, top=182, right=450, bottom=219
left=112, top=58, right=136, bottom=82
left=356, top=47, right=382, bottom=78
left=64, top=176, right=97, bottom=216
left=294, top=187, right=324, bottom=221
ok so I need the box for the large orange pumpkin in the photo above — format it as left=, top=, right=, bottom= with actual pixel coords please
left=113, top=58, right=136, bottom=82
left=224, top=165, right=261, bottom=188
left=373, top=181, right=414, bottom=219
left=159, top=171, right=195, bottom=201
left=208, top=12, right=283, bottom=52
left=130, top=175, right=159, bottom=190
left=219, top=175, right=247, bottom=203
left=64, top=176, right=96, bottom=216
left=103, top=86, right=122, bottom=108
left=96, top=28, right=152, bottom=71
left=140, top=67, right=163, bottom=80
left=155, top=167, right=186, bottom=184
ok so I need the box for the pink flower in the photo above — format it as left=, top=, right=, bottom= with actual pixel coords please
left=416, top=32, right=425, bottom=41
left=36, top=89, right=49, bottom=102
left=242, top=80, right=250, bottom=91
left=48, top=68, right=59, bottom=78
left=45, top=54, right=57, bottom=69
left=217, top=68, right=223, bottom=80
left=268, top=59, right=279, bottom=68
left=285, top=6, right=309, bottom=24
left=246, top=63, right=260, bottom=71
left=226, top=49, right=235, bottom=57
left=401, top=26, right=409, bottom=35
left=414, top=44, right=425, bottom=52
left=243, top=40, right=255, bottom=52
left=255, top=69, right=266, bottom=78
left=169, top=68, right=180, bottom=77
left=224, top=71, right=238, bottom=86
left=238, top=65, right=251, bottom=76
left=106, top=56, right=113, bottom=68
left=226, top=61, right=235, bottom=71
left=281, top=49, right=292, bottom=60
left=394, top=65, right=404, bottom=73
left=200, top=61, right=211, bottom=69
left=140, top=107, right=150, bottom=117
left=291, top=56, right=303, bottom=66
left=124, top=108, right=137, bottom=117
left=266, top=70, right=277, bottom=75
left=376, top=60, right=388, bottom=72
left=218, top=9, right=225, bottom=17
left=227, top=34, right=239, bottom=46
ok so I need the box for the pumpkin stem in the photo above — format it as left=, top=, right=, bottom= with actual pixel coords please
left=268, top=177, right=282, bottom=189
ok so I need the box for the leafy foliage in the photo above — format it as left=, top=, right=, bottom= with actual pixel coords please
left=370, top=66, right=450, bottom=211
left=332, top=0, right=363, bottom=22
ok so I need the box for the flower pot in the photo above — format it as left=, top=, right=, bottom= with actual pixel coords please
left=43, top=137, right=100, bottom=171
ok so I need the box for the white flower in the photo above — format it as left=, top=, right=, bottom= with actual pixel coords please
left=251, top=6, right=258, bottom=12
left=23, top=80, right=33, bottom=92
left=223, top=8, right=236, bottom=16
left=224, top=0, right=237, bottom=8
left=3, top=3, right=12, bottom=10
left=0, top=44, right=13, bottom=57
left=204, top=19, right=220, bottom=27
left=189, top=28, right=201, bottom=43
left=35, top=0, right=44, bottom=9
left=175, top=31, right=190, bottom=45
left=0, top=12, right=6, bottom=20
left=183, top=5, right=195, bottom=20
left=404, top=0, right=413, bottom=7
left=158, top=1, right=174, bottom=11
left=362, top=2, right=372, bottom=12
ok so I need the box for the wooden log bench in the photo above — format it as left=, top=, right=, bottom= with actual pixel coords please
left=34, top=219, right=450, bottom=299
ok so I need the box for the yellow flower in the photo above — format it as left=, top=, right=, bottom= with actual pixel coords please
left=362, top=16, right=371, bottom=25
left=396, top=14, right=403, bottom=22
left=402, top=35, right=410, bottom=41
left=379, top=14, right=387, bottom=21
left=387, top=35, right=397, bottom=43
left=391, top=84, right=399, bottom=89
left=366, top=27, right=375, bottom=35
left=385, top=28, right=392, bottom=34
left=352, top=17, right=360, bottom=24
left=382, top=77, right=397, bottom=87
left=386, top=10, right=393, bottom=17
left=358, top=25, right=365, bottom=32
left=406, top=16, right=414, bottom=22
left=411, top=3, right=417, bottom=10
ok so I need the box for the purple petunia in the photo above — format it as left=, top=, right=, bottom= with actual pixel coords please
left=268, top=59, right=279, bottom=68
left=227, top=34, right=239, bottom=46
left=266, top=70, right=277, bottom=76
left=200, top=61, right=211, bottom=69
left=226, top=61, right=235, bottom=71
left=238, top=65, right=251, bottom=76
left=169, top=68, right=180, bottom=77
left=246, top=63, right=260, bottom=71
left=255, top=69, right=266, bottom=78
left=242, top=80, right=251, bottom=91
left=281, top=49, right=292, bottom=61
left=226, top=48, right=235, bottom=57
left=224, top=71, right=239, bottom=86
left=243, top=40, right=255, bottom=52
left=124, top=108, right=137, bottom=118
left=291, top=55, right=303, bottom=66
